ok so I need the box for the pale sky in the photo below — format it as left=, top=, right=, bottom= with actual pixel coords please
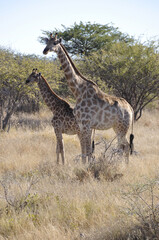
left=0, top=0, right=158, bottom=57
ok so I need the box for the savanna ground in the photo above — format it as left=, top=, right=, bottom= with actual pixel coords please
left=0, top=109, right=159, bottom=240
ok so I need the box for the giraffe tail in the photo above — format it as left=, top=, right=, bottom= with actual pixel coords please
left=129, top=133, right=134, bottom=155
left=129, top=108, right=135, bottom=155
left=91, top=129, right=95, bottom=154
left=92, top=140, right=95, bottom=153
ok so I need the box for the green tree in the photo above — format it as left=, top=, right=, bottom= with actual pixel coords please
left=80, top=41, right=159, bottom=120
left=0, top=48, right=65, bottom=131
left=40, top=21, right=134, bottom=57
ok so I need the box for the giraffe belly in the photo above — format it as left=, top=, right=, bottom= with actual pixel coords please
left=91, top=121, right=114, bottom=130
left=75, top=106, right=116, bottom=130
left=90, top=111, right=116, bottom=130
left=61, top=122, right=79, bottom=135
left=63, top=129, right=77, bottom=135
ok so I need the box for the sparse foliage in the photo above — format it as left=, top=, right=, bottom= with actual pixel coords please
left=0, top=48, right=65, bottom=131
left=122, top=178, right=159, bottom=239
left=0, top=171, right=39, bottom=210
left=80, top=41, right=159, bottom=120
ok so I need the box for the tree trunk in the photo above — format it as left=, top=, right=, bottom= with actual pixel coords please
left=2, top=111, right=13, bottom=131
left=0, top=99, right=3, bottom=130
left=2, top=102, right=17, bottom=131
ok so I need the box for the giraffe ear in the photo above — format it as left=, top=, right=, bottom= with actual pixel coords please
left=38, top=73, right=41, bottom=77
left=59, top=37, right=62, bottom=43
left=44, top=38, right=49, bottom=44
left=55, top=33, right=58, bottom=40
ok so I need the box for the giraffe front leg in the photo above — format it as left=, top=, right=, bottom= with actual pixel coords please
left=79, top=125, right=92, bottom=163
left=54, top=128, right=65, bottom=165
left=78, top=132, right=87, bottom=164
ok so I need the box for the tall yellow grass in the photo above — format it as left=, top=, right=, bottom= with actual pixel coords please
left=0, top=110, right=159, bottom=240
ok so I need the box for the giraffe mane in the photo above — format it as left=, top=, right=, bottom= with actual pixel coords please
left=40, top=75, right=71, bottom=106
left=60, top=43, right=97, bottom=86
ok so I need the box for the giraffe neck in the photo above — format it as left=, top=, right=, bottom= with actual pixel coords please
left=57, top=44, right=86, bottom=98
left=38, top=75, right=62, bottom=113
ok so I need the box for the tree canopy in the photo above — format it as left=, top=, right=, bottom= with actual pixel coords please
left=79, top=41, right=159, bottom=120
left=0, top=47, right=66, bottom=131
left=40, top=21, right=135, bottom=57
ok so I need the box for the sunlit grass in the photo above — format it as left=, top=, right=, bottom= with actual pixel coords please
left=0, top=110, right=159, bottom=239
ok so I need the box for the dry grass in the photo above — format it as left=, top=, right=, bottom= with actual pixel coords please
left=0, top=110, right=159, bottom=240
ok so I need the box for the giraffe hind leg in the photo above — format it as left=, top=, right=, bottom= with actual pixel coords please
left=56, top=142, right=60, bottom=164
left=60, top=138, right=65, bottom=165
left=120, top=141, right=130, bottom=164
left=113, top=126, right=130, bottom=164
left=85, top=129, right=92, bottom=162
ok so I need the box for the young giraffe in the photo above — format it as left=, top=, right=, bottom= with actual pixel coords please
left=26, top=68, right=86, bottom=164
left=43, top=34, right=134, bottom=163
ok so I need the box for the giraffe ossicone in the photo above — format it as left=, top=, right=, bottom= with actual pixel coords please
left=43, top=34, right=134, bottom=164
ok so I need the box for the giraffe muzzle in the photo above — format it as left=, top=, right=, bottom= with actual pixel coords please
left=25, top=79, right=30, bottom=84
left=43, top=47, right=49, bottom=55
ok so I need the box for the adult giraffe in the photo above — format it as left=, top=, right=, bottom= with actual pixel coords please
left=26, top=68, right=87, bottom=164
left=43, top=34, right=134, bottom=163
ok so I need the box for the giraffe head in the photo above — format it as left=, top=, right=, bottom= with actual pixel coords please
left=43, top=33, right=62, bottom=55
left=26, top=68, right=41, bottom=84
